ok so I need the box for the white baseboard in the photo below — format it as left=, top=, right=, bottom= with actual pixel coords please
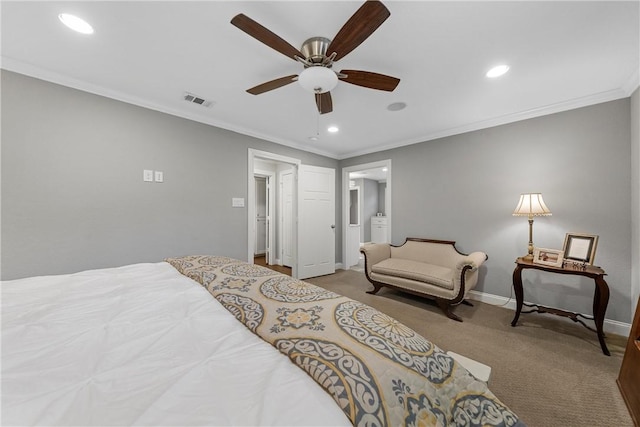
left=468, top=290, right=631, bottom=338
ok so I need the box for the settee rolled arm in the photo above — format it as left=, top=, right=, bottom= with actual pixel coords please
left=455, top=251, right=488, bottom=273
left=360, top=243, right=391, bottom=275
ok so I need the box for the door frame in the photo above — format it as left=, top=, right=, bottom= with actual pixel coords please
left=279, top=168, right=295, bottom=268
left=345, top=185, right=361, bottom=269
left=254, top=170, right=275, bottom=264
left=341, top=159, right=392, bottom=269
left=248, top=149, right=301, bottom=277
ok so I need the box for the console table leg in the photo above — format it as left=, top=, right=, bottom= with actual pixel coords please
left=511, top=265, right=524, bottom=327
left=594, top=276, right=611, bottom=356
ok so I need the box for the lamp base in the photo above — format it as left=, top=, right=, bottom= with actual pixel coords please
left=522, top=254, right=534, bottom=262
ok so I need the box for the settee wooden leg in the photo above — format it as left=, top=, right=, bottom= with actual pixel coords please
left=367, top=283, right=383, bottom=295
left=461, top=300, right=473, bottom=307
left=437, top=299, right=463, bottom=322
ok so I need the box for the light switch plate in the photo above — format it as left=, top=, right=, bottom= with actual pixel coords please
left=232, top=197, right=245, bottom=208
left=154, top=171, right=164, bottom=182
left=143, top=170, right=153, bottom=182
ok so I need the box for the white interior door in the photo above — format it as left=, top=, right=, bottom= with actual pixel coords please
left=255, top=177, right=267, bottom=255
left=281, top=170, right=294, bottom=268
left=297, top=165, right=335, bottom=279
left=265, top=176, right=274, bottom=265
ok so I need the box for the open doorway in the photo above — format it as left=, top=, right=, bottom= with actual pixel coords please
left=249, top=150, right=298, bottom=276
left=249, top=149, right=337, bottom=280
left=342, top=160, right=391, bottom=270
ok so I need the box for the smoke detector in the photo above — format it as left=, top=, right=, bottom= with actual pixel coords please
left=183, top=92, right=214, bottom=108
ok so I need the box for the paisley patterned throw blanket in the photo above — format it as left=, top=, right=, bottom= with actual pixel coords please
left=166, top=255, right=524, bottom=427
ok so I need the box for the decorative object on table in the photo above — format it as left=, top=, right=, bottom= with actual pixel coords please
left=563, top=260, right=588, bottom=270
left=563, top=232, right=598, bottom=265
left=512, top=193, right=552, bottom=261
left=533, top=247, right=564, bottom=267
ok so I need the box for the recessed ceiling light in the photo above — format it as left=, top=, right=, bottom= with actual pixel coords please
left=308, top=136, right=319, bottom=141
left=58, top=13, right=94, bottom=34
left=486, top=65, right=510, bottom=78
left=387, top=102, right=406, bottom=111
left=327, top=126, right=339, bottom=133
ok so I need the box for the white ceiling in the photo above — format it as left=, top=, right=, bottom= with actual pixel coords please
left=2, top=1, right=638, bottom=160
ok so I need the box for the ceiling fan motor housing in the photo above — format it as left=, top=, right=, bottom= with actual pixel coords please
left=301, top=37, right=332, bottom=65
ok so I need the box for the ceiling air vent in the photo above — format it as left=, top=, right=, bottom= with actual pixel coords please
left=183, top=92, right=214, bottom=108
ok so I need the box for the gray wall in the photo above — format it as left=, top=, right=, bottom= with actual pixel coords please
left=2, top=70, right=636, bottom=325
left=378, top=182, right=386, bottom=215
left=340, top=98, right=633, bottom=323
left=353, top=178, right=379, bottom=242
left=1, top=71, right=340, bottom=280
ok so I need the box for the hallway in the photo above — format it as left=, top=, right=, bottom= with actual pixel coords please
left=254, top=255, right=291, bottom=276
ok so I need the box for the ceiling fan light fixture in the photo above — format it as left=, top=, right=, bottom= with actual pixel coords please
left=298, top=67, right=338, bottom=94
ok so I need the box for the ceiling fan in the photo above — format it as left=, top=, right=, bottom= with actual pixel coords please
left=230, top=0, right=400, bottom=114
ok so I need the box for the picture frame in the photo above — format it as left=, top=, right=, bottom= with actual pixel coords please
left=563, top=232, right=599, bottom=265
left=533, top=248, right=564, bottom=267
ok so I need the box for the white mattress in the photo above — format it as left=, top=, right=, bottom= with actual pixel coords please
left=1, top=262, right=351, bottom=426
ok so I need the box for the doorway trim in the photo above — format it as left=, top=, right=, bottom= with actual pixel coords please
left=341, top=159, right=392, bottom=269
left=254, top=170, right=275, bottom=264
left=248, top=149, right=301, bottom=277
left=278, top=168, right=295, bottom=268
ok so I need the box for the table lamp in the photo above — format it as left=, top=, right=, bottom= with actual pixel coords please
left=513, top=193, right=552, bottom=261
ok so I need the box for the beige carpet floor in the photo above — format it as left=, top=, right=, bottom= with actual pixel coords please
left=306, top=269, right=634, bottom=427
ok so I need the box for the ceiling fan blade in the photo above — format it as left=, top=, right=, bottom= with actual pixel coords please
left=315, top=92, right=333, bottom=114
left=339, top=69, right=400, bottom=91
left=246, top=75, right=298, bottom=95
left=327, top=0, right=390, bottom=62
left=231, top=14, right=305, bottom=61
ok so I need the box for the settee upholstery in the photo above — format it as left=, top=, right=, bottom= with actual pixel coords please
left=360, top=238, right=488, bottom=322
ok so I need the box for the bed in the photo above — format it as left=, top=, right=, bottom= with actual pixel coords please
left=2, top=255, right=523, bottom=426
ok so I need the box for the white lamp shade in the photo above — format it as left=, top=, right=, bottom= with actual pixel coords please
left=298, top=67, right=338, bottom=93
left=513, top=193, right=552, bottom=217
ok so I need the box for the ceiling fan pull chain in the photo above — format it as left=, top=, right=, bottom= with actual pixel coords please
left=315, top=90, right=321, bottom=137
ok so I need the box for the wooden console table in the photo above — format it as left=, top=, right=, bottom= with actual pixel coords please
left=511, top=257, right=610, bottom=356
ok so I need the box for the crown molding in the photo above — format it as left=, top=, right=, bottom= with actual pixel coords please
left=2, top=56, right=634, bottom=162
left=0, top=57, right=337, bottom=159
left=622, top=67, right=640, bottom=96
left=337, top=87, right=632, bottom=159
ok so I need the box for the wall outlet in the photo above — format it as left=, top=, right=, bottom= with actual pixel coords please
left=143, top=170, right=154, bottom=182
left=232, top=197, right=245, bottom=208
left=154, top=171, right=164, bottom=182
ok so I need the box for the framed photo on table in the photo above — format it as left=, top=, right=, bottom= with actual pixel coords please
left=533, top=248, right=564, bottom=267
left=563, top=233, right=598, bottom=265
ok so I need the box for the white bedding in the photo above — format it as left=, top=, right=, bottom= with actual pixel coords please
left=1, top=262, right=351, bottom=426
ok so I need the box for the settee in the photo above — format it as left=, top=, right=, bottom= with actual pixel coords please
left=360, top=238, right=488, bottom=322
